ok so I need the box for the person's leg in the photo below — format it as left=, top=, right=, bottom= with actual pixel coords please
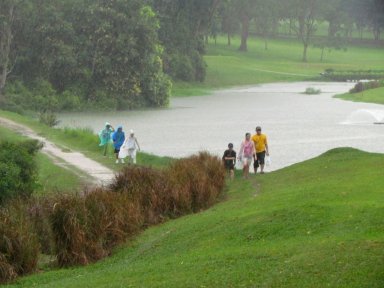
left=103, top=144, right=108, bottom=156
left=115, top=148, right=119, bottom=163
left=259, top=151, right=266, bottom=173
left=230, top=169, right=234, bottom=180
left=254, top=156, right=259, bottom=174
left=245, top=164, right=249, bottom=178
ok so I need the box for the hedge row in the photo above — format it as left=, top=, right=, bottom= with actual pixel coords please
left=0, top=152, right=226, bottom=282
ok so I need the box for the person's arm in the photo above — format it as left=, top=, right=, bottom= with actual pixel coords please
left=252, top=142, right=257, bottom=160
left=265, top=136, right=269, bottom=155
left=135, top=137, right=141, bottom=151
left=238, top=142, right=244, bottom=159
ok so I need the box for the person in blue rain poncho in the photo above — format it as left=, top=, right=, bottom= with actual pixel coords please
left=112, top=126, right=125, bottom=163
left=99, top=122, right=114, bottom=156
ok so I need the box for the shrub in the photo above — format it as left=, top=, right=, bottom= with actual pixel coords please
left=0, top=200, right=40, bottom=283
left=349, top=82, right=364, bottom=93
left=349, top=80, right=384, bottom=93
left=38, top=111, right=60, bottom=127
left=166, top=152, right=226, bottom=214
left=30, top=152, right=226, bottom=268
left=50, top=194, right=89, bottom=267
left=50, top=189, right=144, bottom=267
left=27, top=197, right=56, bottom=254
left=305, top=87, right=321, bottom=95
left=0, top=140, right=41, bottom=204
left=110, top=166, right=169, bottom=225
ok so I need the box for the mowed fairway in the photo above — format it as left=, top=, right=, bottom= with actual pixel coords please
left=335, top=87, right=384, bottom=105
left=173, top=36, right=384, bottom=96
left=10, top=148, right=384, bottom=287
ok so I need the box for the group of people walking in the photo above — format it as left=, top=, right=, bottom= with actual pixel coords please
left=99, top=122, right=140, bottom=164
left=223, top=126, right=269, bottom=179
left=99, top=122, right=268, bottom=174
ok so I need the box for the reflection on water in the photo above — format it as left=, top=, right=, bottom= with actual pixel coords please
left=58, top=82, right=384, bottom=172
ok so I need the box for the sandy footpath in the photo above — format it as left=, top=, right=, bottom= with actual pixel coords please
left=0, top=117, right=115, bottom=186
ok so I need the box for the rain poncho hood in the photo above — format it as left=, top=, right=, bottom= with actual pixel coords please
left=99, top=123, right=114, bottom=146
left=112, top=126, right=125, bottom=149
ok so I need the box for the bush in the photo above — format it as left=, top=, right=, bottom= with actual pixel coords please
left=110, top=166, right=170, bottom=225
left=167, top=152, right=226, bottom=214
left=349, top=80, right=384, bottom=93
left=3, top=151, right=225, bottom=270
left=0, top=140, right=41, bottom=204
left=27, top=197, right=56, bottom=254
left=305, top=87, right=321, bottom=95
left=50, top=189, right=143, bottom=267
left=0, top=200, right=40, bottom=283
left=50, top=152, right=225, bottom=267
left=38, top=111, right=60, bottom=127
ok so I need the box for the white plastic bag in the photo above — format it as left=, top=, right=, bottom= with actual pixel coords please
left=266, top=155, right=271, bottom=167
left=236, top=158, right=243, bottom=170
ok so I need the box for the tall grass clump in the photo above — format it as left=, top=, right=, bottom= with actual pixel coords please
left=110, top=166, right=169, bottom=226
left=49, top=152, right=225, bottom=267
left=0, top=200, right=40, bottom=283
left=166, top=152, right=226, bottom=215
left=1, top=151, right=225, bottom=272
left=49, top=190, right=141, bottom=267
left=27, top=197, right=56, bottom=255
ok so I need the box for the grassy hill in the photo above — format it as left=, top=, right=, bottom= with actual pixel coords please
left=173, top=36, right=384, bottom=96
left=335, top=86, right=384, bottom=105
left=8, top=148, right=384, bottom=287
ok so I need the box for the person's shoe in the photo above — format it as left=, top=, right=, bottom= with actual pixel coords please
left=260, top=171, right=265, bottom=174
left=121, top=159, right=125, bottom=164
left=115, top=159, right=119, bottom=164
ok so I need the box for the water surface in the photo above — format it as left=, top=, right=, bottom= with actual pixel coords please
left=58, top=82, right=384, bottom=171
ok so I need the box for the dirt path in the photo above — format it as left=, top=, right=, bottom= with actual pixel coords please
left=0, top=117, right=115, bottom=186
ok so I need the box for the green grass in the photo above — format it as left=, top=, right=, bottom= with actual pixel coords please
left=335, top=86, right=384, bottom=105
left=7, top=148, right=384, bottom=287
left=0, top=125, right=82, bottom=194
left=0, top=110, right=172, bottom=172
left=173, top=36, right=384, bottom=96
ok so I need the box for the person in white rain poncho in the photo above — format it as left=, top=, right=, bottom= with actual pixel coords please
left=118, top=129, right=141, bottom=164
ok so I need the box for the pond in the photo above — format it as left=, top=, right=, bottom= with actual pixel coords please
left=58, top=82, right=384, bottom=172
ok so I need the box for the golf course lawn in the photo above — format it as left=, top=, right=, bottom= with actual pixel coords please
left=172, top=36, right=384, bottom=97
left=8, top=148, right=384, bottom=287
left=335, top=86, right=384, bottom=105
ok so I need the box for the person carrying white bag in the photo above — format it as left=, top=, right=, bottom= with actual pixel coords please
left=119, top=129, right=141, bottom=164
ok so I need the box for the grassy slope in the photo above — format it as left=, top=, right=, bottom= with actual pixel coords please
left=0, top=110, right=172, bottom=172
left=173, top=36, right=384, bottom=96
left=0, top=126, right=81, bottom=194
left=8, top=148, right=384, bottom=287
left=335, top=86, right=384, bottom=105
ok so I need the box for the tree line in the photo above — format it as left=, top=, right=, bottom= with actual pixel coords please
left=0, top=0, right=383, bottom=112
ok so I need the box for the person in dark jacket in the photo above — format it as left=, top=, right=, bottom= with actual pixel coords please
left=112, top=126, right=125, bottom=163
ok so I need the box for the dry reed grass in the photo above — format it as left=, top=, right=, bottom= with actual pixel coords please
left=0, top=151, right=226, bottom=277
left=0, top=199, right=40, bottom=283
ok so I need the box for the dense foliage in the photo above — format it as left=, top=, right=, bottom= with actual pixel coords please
left=0, top=0, right=383, bottom=112
left=1, top=0, right=171, bottom=112
left=0, top=140, right=41, bottom=204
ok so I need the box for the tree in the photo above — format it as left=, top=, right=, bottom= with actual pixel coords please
left=289, top=0, right=320, bottom=62
left=0, top=1, right=18, bottom=100
left=219, top=0, right=238, bottom=46
left=235, top=0, right=258, bottom=51
left=9, top=0, right=171, bottom=110
left=314, top=34, right=347, bottom=62
left=367, top=0, right=384, bottom=40
left=254, top=0, right=280, bottom=50
left=150, top=0, right=220, bottom=82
